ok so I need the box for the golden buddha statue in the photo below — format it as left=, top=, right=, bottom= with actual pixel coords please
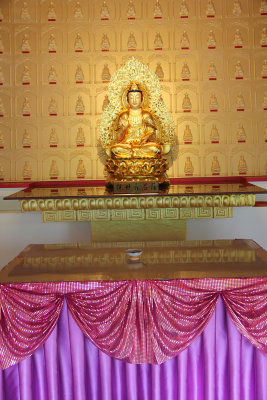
left=110, top=83, right=163, bottom=159
left=99, top=57, right=175, bottom=187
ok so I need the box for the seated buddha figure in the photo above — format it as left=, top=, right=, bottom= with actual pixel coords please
left=110, top=83, right=163, bottom=159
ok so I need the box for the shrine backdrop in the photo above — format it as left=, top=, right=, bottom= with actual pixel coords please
left=0, top=0, right=266, bottom=181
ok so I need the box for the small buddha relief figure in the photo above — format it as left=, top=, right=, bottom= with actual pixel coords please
left=20, top=1, right=30, bottom=20
left=184, top=156, right=194, bottom=176
left=210, top=124, right=219, bottom=143
left=206, top=0, right=216, bottom=17
left=180, top=31, right=190, bottom=49
left=49, top=160, right=59, bottom=179
left=127, top=0, right=136, bottom=19
left=74, top=33, right=84, bottom=52
left=263, top=91, right=267, bottom=110
left=101, top=64, right=111, bottom=82
left=264, top=124, right=267, bottom=142
left=182, top=92, right=192, bottom=112
left=233, top=29, right=243, bottom=48
left=22, top=161, right=32, bottom=180
left=100, top=0, right=110, bottom=20
left=101, top=33, right=110, bottom=51
left=48, top=65, right=57, bottom=84
left=75, top=64, right=84, bottom=83
left=48, top=34, right=57, bottom=53
left=260, top=0, right=267, bottom=15
left=232, top=0, right=242, bottom=16
left=22, top=97, right=31, bottom=116
left=260, top=27, right=267, bottom=47
left=208, top=61, right=217, bottom=80
left=49, top=128, right=58, bottom=147
left=236, top=123, right=246, bottom=142
left=75, top=96, right=85, bottom=114
left=0, top=98, right=5, bottom=116
left=102, top=95, right=110, bottom=111
left=48, top=98, right=58, bottom=115
left=154, top=0, right=163, bottom=19
left=48, top=1, right=56, bottom=21
left=74, top=1, right=83, bottom=19
left=76, top=159, right=86, bottom=178
left=236, top=92, right=245, bottom=111
left=209, top=93, right=218, bottom=111
left=183, top=124, right=193, bottom=144
left=181, top=61, right=191, bottom=80
left=76, top=127, right=85, bottom=146
left=22, top=129, right=32, bottom=148
left=127, top=32, right=137, bottom=50
left=154, top=32, right=163, bottom=50
left=0, top=66, right=4, bottom=85
left=0, top=130, right=4, bottom=148
left=261, top=60, right=267, bottom=78
left=0, top=163, right=4, bottom=180
left=238, top=155, right=247, bottom=175
left=180, top=0, right=189, bottom=18
left=211, top=156, right=220, bottom=175
left=0, top=35, right=4, bottom=54
left=21, top=34, right=31, bottom=53
left=21, top=65, right=31, bottom=85
left=155, top=62, right=164, bottom=81
left=235, top=60, right=244, bottom=79
left=207, top=30, right=216, bottom=48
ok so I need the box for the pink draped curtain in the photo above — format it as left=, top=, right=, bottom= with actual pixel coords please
left=0, top=278, right=266, bottom=370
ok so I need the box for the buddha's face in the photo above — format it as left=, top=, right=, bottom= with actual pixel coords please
left=127, top=91, right=142, bottom=109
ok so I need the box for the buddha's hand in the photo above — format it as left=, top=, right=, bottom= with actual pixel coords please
left=162, top=143, right=171, bottom=155
left=121, top=115, right=129, bottom=128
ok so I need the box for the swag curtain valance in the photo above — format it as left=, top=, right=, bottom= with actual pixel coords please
left=0, top=278, right=266, bottom=370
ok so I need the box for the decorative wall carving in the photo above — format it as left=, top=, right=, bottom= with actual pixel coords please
left=0, top=0, right=266, bottom=181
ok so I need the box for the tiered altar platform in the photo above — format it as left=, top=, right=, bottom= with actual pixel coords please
left=0, top=239, right=266, bottom=399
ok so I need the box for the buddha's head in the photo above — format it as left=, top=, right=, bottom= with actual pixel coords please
left=127, top=82, right=143, bottom=109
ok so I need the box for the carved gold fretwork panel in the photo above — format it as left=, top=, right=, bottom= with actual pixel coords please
left=0, top=0, right=266, bottom=182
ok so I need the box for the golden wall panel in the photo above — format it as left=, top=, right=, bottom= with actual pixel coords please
left=0, top=0, right=266, bottom=182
